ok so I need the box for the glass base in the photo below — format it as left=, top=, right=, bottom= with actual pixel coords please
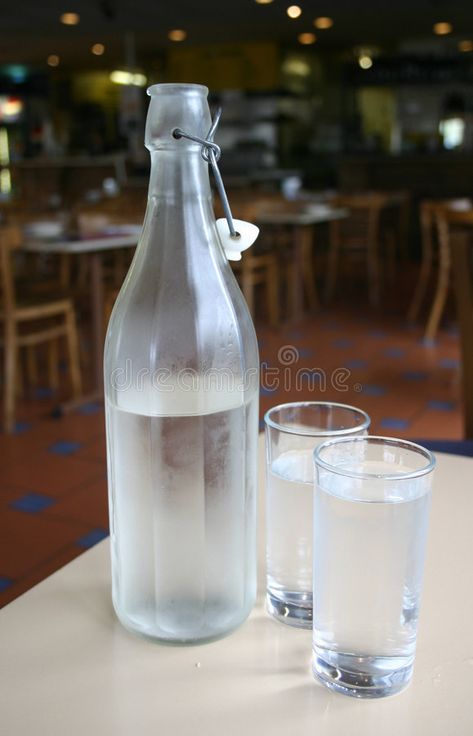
left=312, top=647, right=414, bottom=698
left=266, top=590, right=312, bottom=629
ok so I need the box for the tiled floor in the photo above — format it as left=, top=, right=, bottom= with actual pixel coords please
left=0, top=303, right=464, bottom=607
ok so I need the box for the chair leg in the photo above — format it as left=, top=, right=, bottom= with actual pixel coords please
left=47, top=340, right=59, bottom=390
left=424, top=262, right=449, bottom=342
left=407, top=238, right=433, bottom=323
left=325, top=221, right=339, bottom=302
left=286, top=262, right=296, bottom=319
left=65, top=307, right=82, bottom=399
left=26, top=345, right=39, bottom=386
left=300, top=233, right=319, bottom=311
left=367, top=244, right=381, bottom=307
left=4, top=331, right=17, bottom=433
left=59, top=254, right=72, bottom=290
left=266, top=260, right=279, bottom=327
left=424, top=220, right=450, bottom=342
left=385, top=229, right=397, bottom=285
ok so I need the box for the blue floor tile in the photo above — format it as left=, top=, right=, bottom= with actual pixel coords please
left=361, top=384, right=387, bottom=396
left=344, top=358, right=368, bottom=370
left=33, top=387, right=56, bottom=399
left=259, top=418, right=265, bottom=432
left=0, top=576, right=13, bottom=593
left=384, top=347, right=405, bottom=358
left=10, top=492, right=55, bottom=514
left=412, top=439, right=473, bottom=457
left=438, top=358, right=459, bottom=369
left=402, top=371, right=428, bottom=381
left=427, top=400, right=456, bottom=411
left=78, top=402, right=101, bottom=416
left=48, top=440, right=83, bottom=456
left=380, top=418, right=410, bottom=430
left=13, top=421, right=32, bottom=435
left=297, top=347, right=314, bottom=358
left=320, top=321, right=341, bottom=331
left=332, top=338, right=353, bottom=349
left=76, top=528, right=109, bottom=549
left=260, top=386, right=278, bottom=395
left=445, top=324, right=459, bottom=336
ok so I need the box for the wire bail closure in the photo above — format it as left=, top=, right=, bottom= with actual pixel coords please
left=172, top=108, right=240, bottom=240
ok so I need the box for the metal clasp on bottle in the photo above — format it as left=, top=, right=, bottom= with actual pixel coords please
left=172, top=109, right=259, bottom=261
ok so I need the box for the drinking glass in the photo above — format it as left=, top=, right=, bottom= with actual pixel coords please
left=312, top=436, right=435, bottom=698
left=264, top=402, right=370, bottom=628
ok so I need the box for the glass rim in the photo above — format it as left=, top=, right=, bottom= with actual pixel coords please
left=313, top=435, right=436, bottom=480
left=147, top=82, right=208, bottom=97
left=264, top=401, right=371, bottom=437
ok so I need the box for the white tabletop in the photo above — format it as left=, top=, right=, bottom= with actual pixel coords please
left=1, top=436, right=472, bottom=736
left=23, top=230, right=140, bottom=254
left=256, top=206, right=348, bottom=226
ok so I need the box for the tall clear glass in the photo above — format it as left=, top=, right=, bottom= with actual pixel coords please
left=104, top=83, right=259, bottom=644
left=264, top=402, right=370, bottom=628
left=313, top=436, right=435, bottom=698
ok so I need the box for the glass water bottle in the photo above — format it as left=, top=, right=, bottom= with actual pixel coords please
left=104, top=83, right=259, bottom=644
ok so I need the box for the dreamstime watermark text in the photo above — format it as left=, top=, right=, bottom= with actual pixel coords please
left=109, top=345, right=361, bottom=394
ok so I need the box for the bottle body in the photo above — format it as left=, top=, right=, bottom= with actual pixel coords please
left=104, top=84, right=259, bottom=643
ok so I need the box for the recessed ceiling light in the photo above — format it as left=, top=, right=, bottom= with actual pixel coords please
left=433, top=22, right=452, bottom=35
left=298, top=33, right=316, bottom=45
left=168, top=29, right=187, bottom=42
left=60, top=12, right=80, bottom=25
left=110, top=70, right=147, bottom=87
left=358, top=55, right=373, bottom=69
left=91, top=43, right=105, bottom=56
left=47, top=54, right=60, bottom=67
left=458, top=39, right=473, bottom=52
left=314, top=16, right=333, bottom=29
left=255, top=0, right=274, bottom=4
left=287, top=5, right=302, bottom=19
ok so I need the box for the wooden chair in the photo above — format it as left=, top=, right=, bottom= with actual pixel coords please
left=407, top=199, right=472, bottom=342
left=449, top=212, right=473, bottom=438
left=325, top=193, right=392, bottom=306
left=222, top=196, right=281, bottom=327
left=0, top=225, right=82, bottom=432
left=231, top=252, right=279, bottom=327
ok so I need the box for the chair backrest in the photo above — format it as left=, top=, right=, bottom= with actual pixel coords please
left=328, top=193, right=388, bottom=248
left=446, top=209, right=473, bottom=438
left=0, top=225, right=23, bottom=318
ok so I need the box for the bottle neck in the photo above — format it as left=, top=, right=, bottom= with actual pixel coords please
left=148, top=149, right=212, bottom=203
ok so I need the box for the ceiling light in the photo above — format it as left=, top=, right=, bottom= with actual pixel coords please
left=433, top=22, right=452, bottom=35
left=60, top=12, right=80, bottom=25
left=110, top=70, right=147, bottom=87
left=47, top=54, right=60, bottom=67
left=282, top=58, right=311, bottom=76
left=91, top=43, right=105, bottom=56
left=458, top=40, right=473, bottom=52
left=287, top=6, right=302, bottom=19
left=255, top=0, right=274, bottom=4
left=0, top=98, right=23, bottom=121
left=358, top=55, right=373, bottom=69
left=314, top=16, right=333, bottom=29
left=298, top=33, right=316, bottom=45
left=168, top=29, right=187, bottom=42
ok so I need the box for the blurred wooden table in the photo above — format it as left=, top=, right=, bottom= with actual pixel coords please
left=23, top=228, right=139, bottom=407
left=255, top=205, right=348, bottom=321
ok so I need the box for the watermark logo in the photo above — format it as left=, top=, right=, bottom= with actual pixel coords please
left=109, top=344, right=361, bottom=394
